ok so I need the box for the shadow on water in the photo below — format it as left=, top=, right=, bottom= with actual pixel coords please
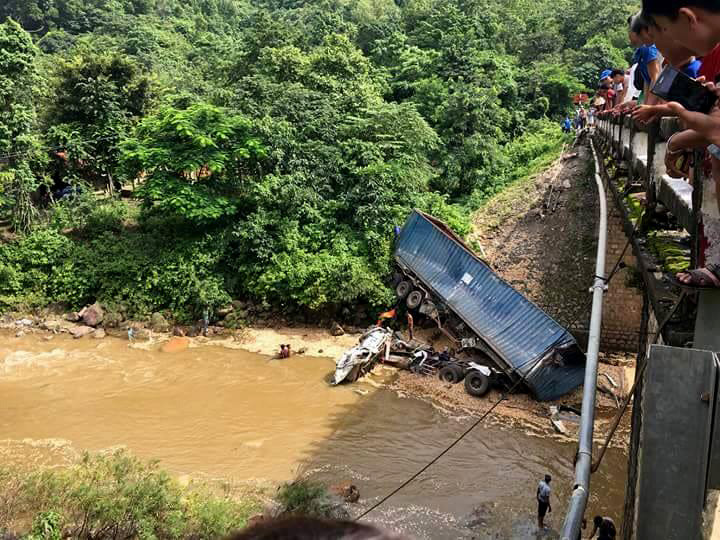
left=298, top=375, right=627, bottom=540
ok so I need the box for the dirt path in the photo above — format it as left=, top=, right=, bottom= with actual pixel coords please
left=470, top=142, right=598, bottom=336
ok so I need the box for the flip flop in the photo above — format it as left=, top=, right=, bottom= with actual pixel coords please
left=668, top=264, right=720, bottom=290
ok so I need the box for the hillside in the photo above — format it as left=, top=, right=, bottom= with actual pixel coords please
left=0, top=0, right=637, bottom=323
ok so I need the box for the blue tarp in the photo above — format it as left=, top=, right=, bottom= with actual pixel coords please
left=395, top=211, right=586, bottom=401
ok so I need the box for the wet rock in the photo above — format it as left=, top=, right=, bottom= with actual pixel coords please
left=43, top=335, right=54, bottom=341
left=150, top=312, right=170, bottom=333
left=15, top=331, right=25, bottom=338
left=70, top=325, right=95, bottom=339
left=64, top=312, right=80, bottom=322
left=217, top=305, right=234, bottom=318
left=81, top=303, right=104, bottom=327
left=104, top=311, right=124, bottom=328
left=331, top=322, right=345, bottom=337
left=172, top=326, right=186, bottom=337
left=331, top=483, right=360, bottom=503
left=15, top=318, right=33, bottom=327
left=93, top=328, right=106, bottom=339
left=298, top=347, right=307, bottom=355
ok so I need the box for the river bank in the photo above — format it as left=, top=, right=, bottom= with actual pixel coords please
left=0, top=316, right=633, bottom=452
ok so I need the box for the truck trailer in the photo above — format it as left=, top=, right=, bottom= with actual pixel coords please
left=393, top=210, right=586, bottom=401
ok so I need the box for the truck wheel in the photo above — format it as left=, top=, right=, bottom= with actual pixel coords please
left=464, top=370, right=490, bottom=397
left=396, top=281, right=411, bottom=299
left=439, top=365, right=464, bottom=384
left=406, top=290, right=423, bottom=310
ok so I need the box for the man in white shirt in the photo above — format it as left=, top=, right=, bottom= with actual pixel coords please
left=537, top=474, right=552, bottom=530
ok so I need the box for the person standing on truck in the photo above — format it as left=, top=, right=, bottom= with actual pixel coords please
left=537, top=474, right=552, bottom=530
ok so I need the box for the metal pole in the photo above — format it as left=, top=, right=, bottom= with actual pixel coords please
left=560, top=136, right=609, bottom=540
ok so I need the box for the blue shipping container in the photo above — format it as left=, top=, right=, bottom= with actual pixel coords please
left=395, top=211, right=586, bottom=401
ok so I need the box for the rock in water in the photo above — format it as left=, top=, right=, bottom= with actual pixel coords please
left=81, top=303, right=104, bottom=327
left=93, top=328, right=106, bottom=339
left=71, top=326, right=95, bottom=339
left=331, top=322, right=345, bottom=336
left=162, top=337, right=190, bottom=353
left=150, top=312, right=170, bottom=332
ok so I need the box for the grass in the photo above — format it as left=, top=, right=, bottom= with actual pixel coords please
left=470, top=144, right=569, bottom=237
left=0, top=451, right=262, bottom=539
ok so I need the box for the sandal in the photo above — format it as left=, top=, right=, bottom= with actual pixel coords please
left=669, top=263, right=720, bottom=289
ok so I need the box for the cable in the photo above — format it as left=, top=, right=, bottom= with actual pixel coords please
left=354, top=360, right=538, bottom=521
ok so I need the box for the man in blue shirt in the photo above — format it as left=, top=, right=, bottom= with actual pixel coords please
left=630, top=14, right=662, bottom=104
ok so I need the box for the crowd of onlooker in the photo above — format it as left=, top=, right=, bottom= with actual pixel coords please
left=577, top=1, right=720, bottom=290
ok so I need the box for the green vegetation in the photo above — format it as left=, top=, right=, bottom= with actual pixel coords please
left=647, top=231, right=691, bottom=274
left=275, top=480, right=337, bottom=518
left=0, top=451, right=261, bottom=538
left=0, top=0, right=638, bottom=320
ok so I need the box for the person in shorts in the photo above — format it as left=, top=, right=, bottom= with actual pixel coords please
left=537, top=474, right=552, bottom=530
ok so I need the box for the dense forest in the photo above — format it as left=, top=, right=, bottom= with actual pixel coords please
left=0, top=0, right=637, bottom=323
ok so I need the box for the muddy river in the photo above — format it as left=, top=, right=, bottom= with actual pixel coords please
left=0, top=334, right=626, bottom=538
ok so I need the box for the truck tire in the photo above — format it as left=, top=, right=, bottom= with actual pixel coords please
left=396, top=281, right=412, bottom=299
left=439, top=364, right=464, bottom=384
left=464, top=370, right=490, bottom=397
left=406, top=290, right=423, bottom=310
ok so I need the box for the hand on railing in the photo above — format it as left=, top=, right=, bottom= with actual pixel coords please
left=666, top=102, right=720, bottom=148
left=632, top=104, right=670, bottom=125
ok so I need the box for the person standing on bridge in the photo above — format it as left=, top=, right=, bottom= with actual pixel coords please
left=537, top=474, right=552, bottom=530
left=640, top=0, right=720, bottom=289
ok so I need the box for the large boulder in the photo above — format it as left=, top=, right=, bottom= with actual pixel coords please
left=331, top=322, right=345, bottom=337
left=70, top=325, right=95, bottom=339
left=150, top=312, right=170, bottom=333
left=217, top=305, right=234, bottom=318
left=81, top=303, right=104, bottom=327
left=104, top=311, right=124, bottom=328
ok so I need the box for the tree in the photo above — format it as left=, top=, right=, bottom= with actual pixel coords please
left=120, top=103, right=266, bottom=224
left=0, top=18, right=43, bottom=232
left=45, top=50, right=153, bottom=194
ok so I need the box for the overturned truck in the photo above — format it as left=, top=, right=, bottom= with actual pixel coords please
left=393, top=211, right=586, bottom=401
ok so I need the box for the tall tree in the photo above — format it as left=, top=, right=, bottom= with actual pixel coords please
left=0, top=19, right=42, bottom=232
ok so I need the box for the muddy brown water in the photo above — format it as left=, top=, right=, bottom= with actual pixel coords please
left=0, top=334, right=627, bottom=539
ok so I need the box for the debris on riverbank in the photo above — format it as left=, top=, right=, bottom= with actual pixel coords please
left=389, top=353, right=633, bottom=450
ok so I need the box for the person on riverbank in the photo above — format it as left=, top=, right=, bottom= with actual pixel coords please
left=202, top=306, right=209, bottom=337
left=407, top=312, right=414, bottom=340
left=589, top=515, right=617, bottom=539
left=537, top=474, right=552, bottom=530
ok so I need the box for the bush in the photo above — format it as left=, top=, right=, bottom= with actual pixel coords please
left=275, top=480, right=332, bottom=517
left=0, top=451, right=260, bottom=539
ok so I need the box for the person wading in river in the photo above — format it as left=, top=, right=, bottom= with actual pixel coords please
left=537, top=474, right=552, bottom=530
